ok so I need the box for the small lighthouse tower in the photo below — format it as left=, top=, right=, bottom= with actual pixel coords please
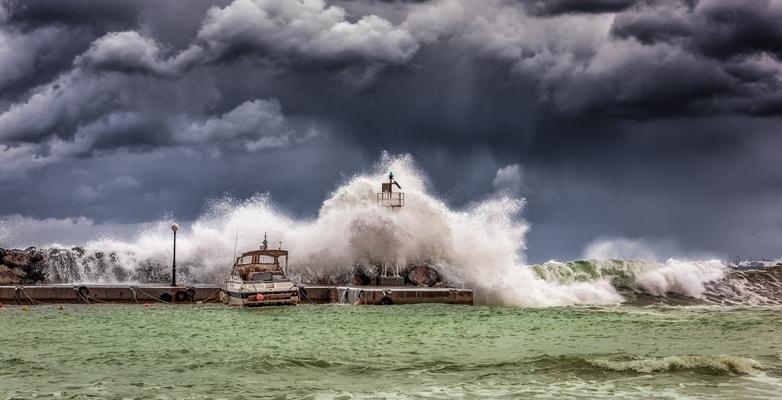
left=377, top=172, right=404, bottom=208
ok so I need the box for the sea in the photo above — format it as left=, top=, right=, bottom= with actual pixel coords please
left=2, top=304, right=782, bottom=399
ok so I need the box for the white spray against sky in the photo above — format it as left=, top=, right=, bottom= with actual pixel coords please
left=0, top=154, right=731, bottom=306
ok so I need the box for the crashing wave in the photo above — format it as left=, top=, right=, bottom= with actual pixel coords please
left=1, top=154, right=780, bottom=306
left=589, top=355, right=761, bottom=375
left=531, top=259, right=782, bottom=305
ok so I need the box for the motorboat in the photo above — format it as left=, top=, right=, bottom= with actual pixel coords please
left=220, top=235, right=299, bottom=306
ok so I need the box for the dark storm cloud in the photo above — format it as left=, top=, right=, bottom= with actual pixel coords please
left=3, top=0, right=140, bottom=29
left=0, top=24, right=89, bottom=99
left=1, top=0, right=781, bottom=261
left=604, top=0, right=782, bottom=116
left=0, top=0, right=149, bottom=96
left=612, top=0, right=782, bottom=60
left=521, top=0, right=639, bottom=16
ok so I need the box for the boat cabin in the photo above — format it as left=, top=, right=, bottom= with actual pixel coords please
left=221, top=234, right=299, bottom=307
left=233, top=240, right=289, bottom=282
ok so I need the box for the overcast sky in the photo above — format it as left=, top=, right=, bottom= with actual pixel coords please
left=1, top=0, right=781, bottom=262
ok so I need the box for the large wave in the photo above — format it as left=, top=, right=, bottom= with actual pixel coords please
left=530, top=259, right=782, bottom=305
left=4, top=154, right=773, bottom=306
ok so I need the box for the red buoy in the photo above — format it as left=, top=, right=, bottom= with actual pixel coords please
left=256, top=294, right=265, bottom=302
left=144, top=303, right=151, bottom=308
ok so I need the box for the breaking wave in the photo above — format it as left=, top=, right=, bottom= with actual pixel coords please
left=589, top=355, right=761, bottom=375
left=531, top=259, right=782, bottom=305
left=442, top=354, right=765, bottom=376
left=3, top=154, right=780, bottom=306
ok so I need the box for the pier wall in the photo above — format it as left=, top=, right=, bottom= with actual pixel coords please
left=0, top=285, right=473, bottom=305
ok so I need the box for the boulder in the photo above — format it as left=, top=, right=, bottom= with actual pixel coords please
left=0, top=265, right=27, bottom=285
left=352, top=268, right=370, bottom=286
left=4, top=248, right=45, bottom=268
left=2, top=248, right=47, bottom=283
left=406, top=264, right=442, bottom=287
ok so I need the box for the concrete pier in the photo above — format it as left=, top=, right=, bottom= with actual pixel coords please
left=300, top=286, right=473, bottom=305
left=0, top=284, right=473, bottom=305
left=0, top=285, right=221, bottom=304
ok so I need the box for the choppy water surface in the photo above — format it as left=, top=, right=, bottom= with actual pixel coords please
left=2, top=304, right=782, bottom=399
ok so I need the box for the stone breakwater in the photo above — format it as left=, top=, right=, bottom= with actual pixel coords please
left=0, top=247, right=48, bottom=284
left=0, top=247, right=174, bottom=285
left=0, top=246, right=449, bottom=288
left=5, top=246, right=782, bottom=306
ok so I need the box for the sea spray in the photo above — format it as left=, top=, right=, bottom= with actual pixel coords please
left=531, top=259, right=728, bottom=298
left=0, top=154, right=745, bottom=306
left=61, top=154, right=628, bottom=306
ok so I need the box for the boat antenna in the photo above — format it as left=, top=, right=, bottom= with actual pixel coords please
left=262, top=232, right=268, bottom=250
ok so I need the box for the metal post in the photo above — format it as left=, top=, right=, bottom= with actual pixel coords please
left=171, top=223, right=179, bottom=286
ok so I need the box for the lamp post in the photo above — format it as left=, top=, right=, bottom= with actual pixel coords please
left=171, top=223, right=179, bottom=286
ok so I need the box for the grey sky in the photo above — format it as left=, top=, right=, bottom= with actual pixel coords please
left=1, top=0, right=781, bottom=262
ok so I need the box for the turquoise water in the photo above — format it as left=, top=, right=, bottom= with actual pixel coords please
left=2, top=304, right=782, bottom=399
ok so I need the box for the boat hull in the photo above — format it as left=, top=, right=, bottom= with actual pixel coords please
left=220, top=280, right=299, bottom=307
left=221, top=289, right=299, bottom=307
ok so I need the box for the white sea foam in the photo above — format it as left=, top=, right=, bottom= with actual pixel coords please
left=590, top=355, right=761, bottom=375
left=634, top=259, right=726, bottom=297
left=532, top=258, right=728, bottom=299
left=0, top=153, right=736, bottom=306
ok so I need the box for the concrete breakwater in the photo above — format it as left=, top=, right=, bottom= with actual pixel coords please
left=0, top=246, right=452, bottom=288
left=0, top=247, right=472, bottom=305
left=0, top=284, right=473, bottom=305
left=0, top=246, right=171, bottom=285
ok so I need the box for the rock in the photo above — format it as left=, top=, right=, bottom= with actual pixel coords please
left=352, top=268, right=370, bottom=285
left=4, top=249, right=39, bottom=269
left=406, top=264, right=441, bottom=287
left=0, top=265, right=27, bottom=285
left=2, top=248, right=47, bottom=283
left=131, top=262, right=170, bottom=283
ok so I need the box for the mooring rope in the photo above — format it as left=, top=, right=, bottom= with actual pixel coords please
left=73, top=287, right=90, bottom=304
left=18, top=286, right=44, bottom=305
left=12, top=285, right=223, bottom=305
left=133, top=287, right=173, bottom=304
left=200, top=288, right=223, bottom=304
left=129, top=286, right=139, bottom=304
left=82, top=292, right=110, bottom=304
left=298, top=287, right=315, bottom=304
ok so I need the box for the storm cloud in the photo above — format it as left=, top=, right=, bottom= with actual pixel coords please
left=1, top=0, right=781, bottom=262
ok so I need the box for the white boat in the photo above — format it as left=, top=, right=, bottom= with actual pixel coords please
left=220, top=235, right=299, bottom=307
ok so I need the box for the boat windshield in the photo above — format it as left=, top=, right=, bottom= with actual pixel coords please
left=259, top=256, right=274, bottom=264
left=237, top=255, right=279, bottom=266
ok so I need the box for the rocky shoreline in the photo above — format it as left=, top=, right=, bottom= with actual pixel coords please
left=0, top=247, right=449, bottom=287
